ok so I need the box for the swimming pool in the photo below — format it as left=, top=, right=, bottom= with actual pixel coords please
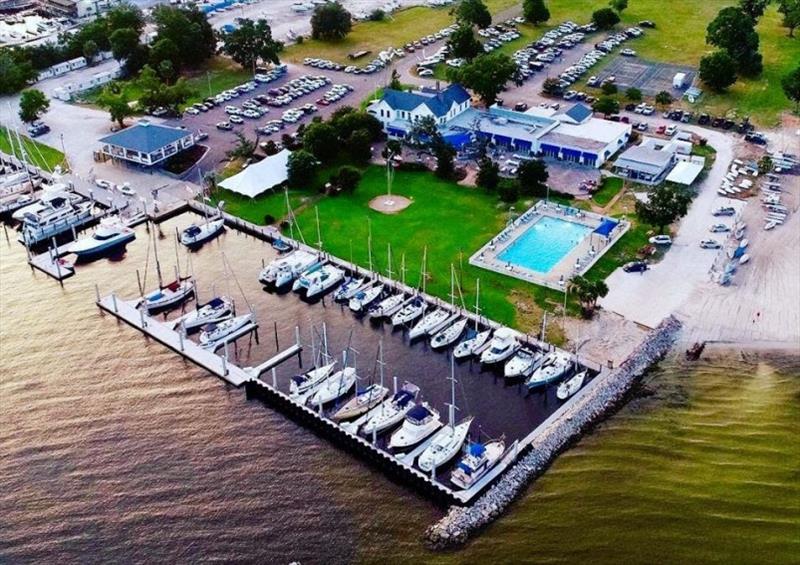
left=498, top=216, right=592, bottom=274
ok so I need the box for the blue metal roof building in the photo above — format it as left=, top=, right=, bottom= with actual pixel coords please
left=99, top=121, right=195, bottom=167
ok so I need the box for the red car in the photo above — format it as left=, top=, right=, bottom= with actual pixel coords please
left=656, top=124, right=666, bottom=134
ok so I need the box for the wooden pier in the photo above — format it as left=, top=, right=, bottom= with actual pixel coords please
left=28, top=241, right=75, bottom=281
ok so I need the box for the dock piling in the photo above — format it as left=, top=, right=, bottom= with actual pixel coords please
left=179, top=328, right=184, bottom=351
left=222, top=341, right=229, bottom=376
left=393, top=376, right=398, bottom=394
left=273, top=321, right=279, bottom=351
left=271, top=367, right=277, bottom=388
left=95, top=284, right=100, bottom=303
left=139, top=306, right=147, bottom=328
left=111, top=292, right=118, bottom=313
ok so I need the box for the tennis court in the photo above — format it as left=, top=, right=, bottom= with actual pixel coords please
left=598, top=57, right=696, bottom=96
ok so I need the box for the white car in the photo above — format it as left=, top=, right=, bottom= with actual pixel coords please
left=665, top=125, right=678, bottom=136
left=621, top=48, right=637, bottom=56
left=229, top=115, right=244, bottom=124
left=95, top=179, right=113, bottom=190
left=649, top=235, right=672, bottom=245
left=700, top=239, right=722, bottom=249
left=418, top=69, right=434, bottom=77
left=185, top=107, right=200, bottom=115
left=118, top=184, right=136, bottom=196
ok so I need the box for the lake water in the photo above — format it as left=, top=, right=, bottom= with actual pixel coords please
left=1, top=218, right=798, bottom=563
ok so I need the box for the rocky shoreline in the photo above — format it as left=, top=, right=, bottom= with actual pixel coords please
left=424, top=315, right=683, bottom=549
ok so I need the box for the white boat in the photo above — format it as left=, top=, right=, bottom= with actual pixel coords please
left=526, top=352, right=572, bottom=389
left=556, top=370, right=587, bottom=400
left=417, top=416, right=473, bottom=473
left=430, top=318, right=467, bottom=349
left=259, top=250, right=320, bottom=287
left=18, top=198, right=93, bottom=244
left=333, top=276, right=366, bottom=301
left=453, top=329, right=492, bottom=359
left=479, top=328, right=520, bottom=364
left=504, top=348, right=543, bottom=379
left=12, top=183, right=81, bottom=222
left=67, top=216, right=135, bottom=259
left=293, top=264, right=345, bottom=298
left=199, top=312, right=255, bottom=347
left=391, top=296, right=427, bottom=326
left=349, top=283, right=384, bottom=312
left=178, top=296, right=234, bottom=331
left=450, top=439, right=506, bottom=490
left=141, top=279, right=195, bottom=312
left=289, top=361, right=337, bottom=397
left=368, top=292, right=405, bottom=319
left=332, top=383, right=389, bottom=421
left=180, top=217, right=224, bottom=247
left=360, top=383, right=419, bottom=436
left=388, top=402, right=442, bottom=450
left=739, top=253, right=750, bottom=264
left=308, top=366, right=357, bottom=406
left=0, top=193, right=34, bottom=215
left=408, top=308, right=450, bottom=340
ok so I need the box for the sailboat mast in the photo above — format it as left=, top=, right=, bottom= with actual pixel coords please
left=474, top=278, right=481, bottom=329
left=400, top=253, right=406, bottom=286
left=152, top=225, right=163, bottom=287
left=420, top=246, right=427, bottom=294
left=314, top=206, right=322, bottom=252
left=386, top=243, right=393, bottom=280
left=322, top=322, right=329, bottom=361
left=449, top=355, right=456, bottom=428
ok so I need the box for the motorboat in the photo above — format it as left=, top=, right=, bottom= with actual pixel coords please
left=349, top=283, right=384, bottom=312
left=450, top=439, right=506, bottom=490
left=307, top=366, right=357, bottom=406
left=368, top=292, right=406, bottom=319
left=504, top=348, right=544, bottom=379
left=178, top=296, right=233, bottom=331
left=141, top=278, right=195, bottom=313
left=453, top=329, right=491, bottom=359
left=388, top=403, right=442, bottom=450
left=331, top=383, right=389, bottom=421
left=408, top=308, right=450, bottom=340
left=293, top=264, right=345, bottom=298
left=360, top=383, right=419, bottom=436
left=272, top=238, right=292, bottom=253
left=67, top=216, right=135, bottom=259
left=18, top=198, right=93, bottom=245
left=333, top=276, right=366, bottom=301
left=556, top=370, right=587, bottom=400
left=199, top=312, right=255, bottom=347
left=0, top=193, right=34, bottom=216
left=391, top=296, right=427, bottom=326
left=430, top=318, right=467, bottom=349
left=417, top=416, right=473, bottom=473
left=525, top=352, right=572, bottom=389
left=258, top=250, right=320, bottom=287
left=180, top=217, right=224, bottom=247
left=12, top=183, right=81, bottom=222
left=479, top=328, right=520, bottom=364
left=289, top=361, right=337, bottom=397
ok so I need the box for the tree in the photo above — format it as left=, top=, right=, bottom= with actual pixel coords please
left=310, top=2, right=352, bottom=40
left=432, top=137, right=456, bottom=179
left=451, top=53, right=518, bottom=106
left=592, top=8, right=620, bottom=29
left=447, top=24, right=482, bottom=60
left=382, top=139, right=402, bottom=159
left=335, top=165, right=362, bottom=192
left=136, top=65, right=192, bottom=112
left=330, top=109, right=382, bottom=140
left=517, top=159, right=548, bottom=196
left=654, top=90, right=673, bottom=107
left=738, top=0, right=770, bottom=20
left=601, top=81, right=618, bottom=95
left=348, top=128, right=373, bottom=163
left=408, top=115, right=439, bottom=147
left=83, top=39, right=99, bottom=64
left=609, top=0, right=628, bottom=12
left=110, top=28, right=140, bottom=62
left=367, top=9, right=385, bottom=21
left=635, top=185, right=692, bottom=233
left=456, top=0, right=492, bottom=29
left=287, top=150, right=319, bottom=187
left=18, top=89, right=49, bottom=123
left=569, top=276, right=609, bottom=317
left=625, top=87, right=642, bottom=101
left=221, top=18, right=284, bottom=70
left=778, top=0, right=800, bottom=37
left=227, top=132, right=257, bottom=160
left=699, top=50, right=737, bottom=92
left=152, top=5, right=215, bottom=68
left=758, top=155, right=773, bottom=174
left=523, top=0, right=550, bottom=25
left=781, top=65, right=800, bottom=111
left=476, top=155, right=500, bottom=191
left=96, top=85, right=134, bottom=128
left=388, top=68, right=402, bottom=90
left=157, top=59, right=177, bottom=84
left=302, top=121, right=338, bottom=162
left=541, top=77, right=562, bottom=96
left=707, top=6, right=763, bottom=76
left=592, top=95, right=619, bottom=116
left=107, top=2, right=145, bottom=34
left=149, top=37, right=180, bottom=72
left=0, top=51, right=36, bottom=95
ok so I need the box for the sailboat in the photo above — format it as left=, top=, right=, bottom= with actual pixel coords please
left=349, top=282, right=384, bottom=312
left=334, top=275, right=367, bottom=301
left=332, top=340, right=389, bottom=421
left=368, top=246, right=405, bottom=319
left=308, top=350, right=358, bottom=406
left=259, top=249, right=320, bottom=288
left=391, top=247, right=430, bottom=327
left=178, top=296, right=234, bottom=331
left=199, top=312, right=255, bottom=348
left=142, top=278, right=195, bottom=312
left=290, top=324, right=337, bottom=398
left=450, top=439, right=506, bottom=490
left=360, top=382, right=420, bottom=436
left=180, top=208, right=224, bottom=247
left=417, top=356, right=473, bottom=473
left=453, top=279, right=491, bottom=359
left=556, top=370, right=587, bottom=400
left=429, top=266, right=467, bottom=348
left=525, top=351, right=572, bottom=389
left=293, top=263, right=345, bottom=298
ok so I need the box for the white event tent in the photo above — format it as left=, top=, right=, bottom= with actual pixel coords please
left=218, top=149, right=291, bottom=197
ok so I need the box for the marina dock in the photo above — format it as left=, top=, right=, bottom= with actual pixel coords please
left=28, top=241, right=75, bottom=281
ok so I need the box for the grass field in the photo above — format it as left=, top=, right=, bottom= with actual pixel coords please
left=591, top=177, right=624, bottom=207
left=0, top=126, right=67, bottom=172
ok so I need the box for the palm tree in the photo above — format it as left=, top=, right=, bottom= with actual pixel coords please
left=569, top=276, right=609, bottom=318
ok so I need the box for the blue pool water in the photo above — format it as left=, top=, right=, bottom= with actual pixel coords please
left=498, top=216, right=592, bottom=274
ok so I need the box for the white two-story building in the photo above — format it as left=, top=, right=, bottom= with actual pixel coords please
left=367, top=84, right=472, bottom=138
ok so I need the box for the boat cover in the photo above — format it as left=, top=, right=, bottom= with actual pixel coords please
left=593, top=218, right=618, bottom=238
left=469, top=443, right=486, bottom=457
left=206, top=297, right=224, bottom=308
left=407, top=405, right=431, bottom=422
left=183, top=225, right=201, bottom=236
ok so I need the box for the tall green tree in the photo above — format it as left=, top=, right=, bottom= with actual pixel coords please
left=699, top=50, right=737, bottom=92
left=109, top=28, right=140, bottom=62
left=450, top=52, right=518, bottom=106
left=347, top=128, right=373, bottom=163
left=221, top=18, right=284, bottom=70
left=476, top=155, right=499, bottom=191
left=738, top=0, right=770, bottom=20
left=447, top=23, right=482, bottom=60
left=18, top=89, right=49, bottom=123
left=625, top=87, right=642, bottom=101
left=97, top=85, right=135, bottom=128
left=456, top=0, right=492, bottom=29
left=288, top=150, right=319, bottom=187
left=517, top=158, right=548, bottom=197
left=569, top=276, right=609, bottom=317
left=778, top=0, right=800, bottom=37
left=592, top=7, right=620, bottom=29
left=310, top=2, right=352, bottom=40
left=432, top=137, right=456, bottom=179
left=107, top=2, right=145, bottom=34
left=302, top=121, right=339, bottom=162
left=592, top=95, right=619, bottom=116
left=635, top=185, right=692, bottom=233
left=152, top=5, right=215, bottom=68
left=781, top=65, right=800, bottom=111
left=654, top=90, right=674, bottom=107
left=706, top=6, right=763, bottom=76
left=609, top=0, right=628, bottom=13
left=82, top=40, right=99, bottom=64
left=149, top=38, right=180, bottom=72
left=523, top=0, right=550, bottom=25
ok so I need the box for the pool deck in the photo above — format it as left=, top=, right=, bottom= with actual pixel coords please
left=469, top=201, right=629, bottom=290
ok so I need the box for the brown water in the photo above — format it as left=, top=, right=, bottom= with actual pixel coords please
left=2, top=218, right=799, bottom=564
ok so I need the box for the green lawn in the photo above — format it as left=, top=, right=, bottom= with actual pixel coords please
left=0, top=126, right=67, bottom=172
left=591, top=177, right=624, bottom=207
left=183, top=57, right=253, bottom=106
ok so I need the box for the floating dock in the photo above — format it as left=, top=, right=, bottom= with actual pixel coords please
left=28, top=241, right=75, bottom=281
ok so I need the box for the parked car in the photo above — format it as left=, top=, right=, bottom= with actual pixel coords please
left=27, top=122, right=50, bottom=137
left=118, top=184, right=136, bottom=196
left=699, top=239, right=722, bottom=249
left=229, top=115, right=244, bottom=124
left=665, top=124, right=678, bottom=136
left=216, top=122, right=233, bottom=130
left=698, top=113, right=710, bottom=125
left=620, top=48, right=636, bottom=56
left=649, top=235, right=672, bottom=245
left=623, top=261, right=648, bottom=273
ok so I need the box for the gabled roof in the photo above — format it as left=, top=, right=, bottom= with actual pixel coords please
left=99, top=121, right=190, bottom=153
left=381, top=84, right=470, bottom=117
left=563, top=103, right=593, bottom=124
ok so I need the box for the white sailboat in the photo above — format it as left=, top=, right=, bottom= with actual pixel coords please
left=308, top=366, right=357, bottom=406
left=290, top=323, right=336, bottom=398
left=141, top=278, right=195, bottom=312
left=368, top=246, right=405, bottom=319
left=259, top=250, right=320, bottom=288
left=349, top=282, right=384, bottom=312
left=68, top=216, right=135, bottom=259
left=199, top=312, right=255, bottom=348
left=332, top=339, right=390, bottom=420
left=388, top=402, right=442, bottom=450
left=409, top=308, right=450, bottom=340
left=178, top=296, right=233, bottom=331
left=525, top=351, right=572, bottom=389
left=391, top=296, right=427, bottom=327
left=479, top=328, right=520, bottom=364
left=453, top=279, right=490, bottom=359
left=333, top=276, right=367, bottom=301
left=430, top=318, right=467, bottom=349
left=180, top=217, right=224, bottom=247
left=293, top=263, right=345, bottom=298
left=450, top=439, right=506, bottom=490
left=556, top=370, right=587, bottom=400
left=504, top=348, right=544, bottom=379
left=360, top=382, right=420, bottom=436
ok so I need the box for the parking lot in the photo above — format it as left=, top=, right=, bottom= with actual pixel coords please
left=597, top=57, right=696, bottom=96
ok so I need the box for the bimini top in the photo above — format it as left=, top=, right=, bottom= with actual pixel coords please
left=99, top=121, right=191, bottom=153
left=206, top=297, right=225, bottom=309
left=407, top=405, right=432, bottom=423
